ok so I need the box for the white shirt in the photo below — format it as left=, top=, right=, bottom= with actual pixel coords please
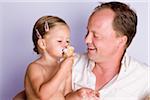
left=72, top=53, right=150, bottom=100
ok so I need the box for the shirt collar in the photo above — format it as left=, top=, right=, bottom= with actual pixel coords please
left=87, top=59, right=95, bottom=71
left=87, top=53, right=130, bottom=72
left=121, top=53, right=131, bottom=72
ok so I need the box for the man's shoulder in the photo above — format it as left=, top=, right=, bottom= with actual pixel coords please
left=73, top=53, right=89, bottom=69
left=125, top=54, right=149, bottom=72
left=74, top=53, right=88, bottom=62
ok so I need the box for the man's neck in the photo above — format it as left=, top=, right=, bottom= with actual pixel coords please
left=92, top=52, right=125, bottom=90
left=94, top=50, right=126, bottom=75
left=95, top=58, right=121, bottom=74
left=92, top=61, right=120, bottom=90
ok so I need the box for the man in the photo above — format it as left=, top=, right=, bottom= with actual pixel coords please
left=66, top=1, right=149, bottom=100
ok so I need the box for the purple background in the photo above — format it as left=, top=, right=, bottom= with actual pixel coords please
left=0, top=1, right=149, bottom=99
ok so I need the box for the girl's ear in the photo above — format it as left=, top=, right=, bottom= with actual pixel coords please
left=37, top=39, right=46, bottom=50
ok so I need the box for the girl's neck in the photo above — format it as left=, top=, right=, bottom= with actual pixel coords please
left=40, top=52, right=59, bottom=66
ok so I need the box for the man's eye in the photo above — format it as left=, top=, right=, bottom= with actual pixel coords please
left=94, top=35, right=99, bottom=38
left=94, top=35, right=103, bottom=40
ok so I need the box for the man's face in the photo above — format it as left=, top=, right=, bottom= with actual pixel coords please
left=85, top=8, right=121, bottom=62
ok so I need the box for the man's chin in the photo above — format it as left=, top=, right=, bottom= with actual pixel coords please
left=87, top=53, right=94, bottom=60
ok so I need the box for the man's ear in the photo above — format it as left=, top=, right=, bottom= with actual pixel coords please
left=37, top=39, right=46, bottom=50
left=118, top=35, right=128, bottom=47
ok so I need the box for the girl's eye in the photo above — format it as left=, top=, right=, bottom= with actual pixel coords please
left=58, top=40, right=62, bottom=42
left=66, top=40, right=70, bottom=43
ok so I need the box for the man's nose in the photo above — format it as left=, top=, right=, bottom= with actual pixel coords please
left=85, top=32, right=93, bottom=44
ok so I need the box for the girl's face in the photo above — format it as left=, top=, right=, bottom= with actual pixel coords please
left=44, top=24, right=70, bottom=59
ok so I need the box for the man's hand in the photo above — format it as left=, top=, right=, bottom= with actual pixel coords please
left=66, top=87, right=99, bottom=100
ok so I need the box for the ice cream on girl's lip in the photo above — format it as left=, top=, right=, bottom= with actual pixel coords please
left=62, top=46, right=74, bottom=58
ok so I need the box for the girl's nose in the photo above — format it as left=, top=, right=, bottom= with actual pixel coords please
left=63, top=42, right=69, bottom=48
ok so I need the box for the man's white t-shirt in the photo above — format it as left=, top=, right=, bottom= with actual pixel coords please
left=72, top=53, right=149, bottom=100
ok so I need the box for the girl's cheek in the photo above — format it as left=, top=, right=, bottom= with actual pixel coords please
left=57, top=47, right=64, bottom=54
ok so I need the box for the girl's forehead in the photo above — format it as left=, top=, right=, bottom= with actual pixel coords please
left=51, top=24, right=69, bottom=31
left=45, top=25, right=70, bottom=38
